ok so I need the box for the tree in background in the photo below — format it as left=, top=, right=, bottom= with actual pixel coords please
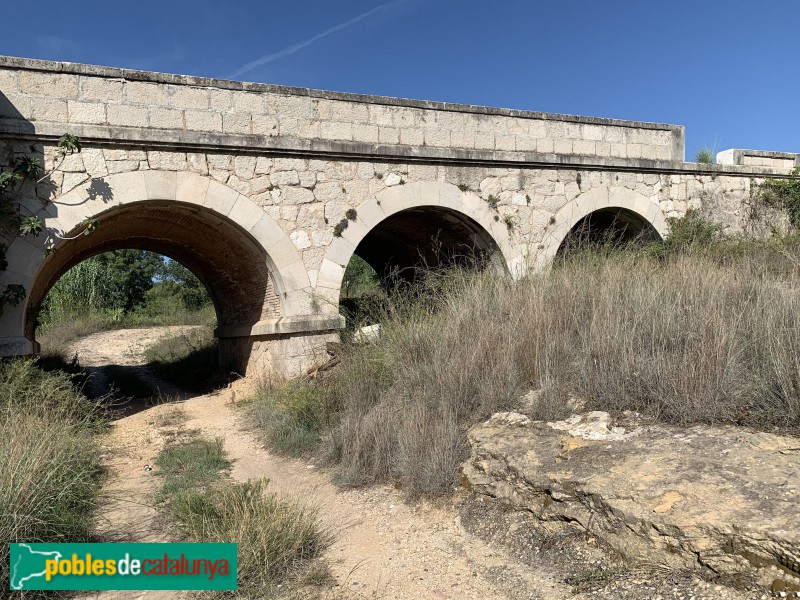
left=95, top=250, right=163, bottom=311
left=341, top=254, right=379, bottom=299
left=39, top=251, right=212, bottom=328
left=152, top=258, right=210, bottom=311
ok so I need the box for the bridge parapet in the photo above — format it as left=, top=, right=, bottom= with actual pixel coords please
left=0, top=55, right=684, bottom=164
left=716, top=149, right=799, bottom=170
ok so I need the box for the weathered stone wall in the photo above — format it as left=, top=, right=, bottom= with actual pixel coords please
left=1, top=140, right=769, bottom=296
left=0, top=56, right=684, bottom=162
left=1, top=56, right=798, bottom=377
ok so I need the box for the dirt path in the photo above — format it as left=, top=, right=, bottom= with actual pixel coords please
left=76, top=327, right=572, bottom=600
left=70, top=326, right=198, bottom=399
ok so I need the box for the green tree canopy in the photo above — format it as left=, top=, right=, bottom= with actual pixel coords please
left=94, top=250, right=163, bottom=311
left=153, top=258, right=209, bottom=310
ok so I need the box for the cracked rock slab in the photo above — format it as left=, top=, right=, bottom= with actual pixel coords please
left=461, top=411, right=800, bottom=594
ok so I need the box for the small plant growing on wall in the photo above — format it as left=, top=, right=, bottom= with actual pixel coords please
left=694, top=147, right=715, bottom=164
left=486, top=195, right=500, bottom=209
left=0, top=134, right=87, bottom=315
left=333, top=219, right=349, bottom=237
left=749, top=168, right=800, bottom=230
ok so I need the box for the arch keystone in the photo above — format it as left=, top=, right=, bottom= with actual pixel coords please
left=176, top=171, right=210, bottom=204
left=439, top=182, right=462, bottom=207
left=111, top=171, right=147, bottom=206
left=143, top=170, right=177, bottom=201
left=418, top=181, right=440, bottom=205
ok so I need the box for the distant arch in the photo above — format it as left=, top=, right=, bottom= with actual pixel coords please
left=536, top=186, right=668, bottom=267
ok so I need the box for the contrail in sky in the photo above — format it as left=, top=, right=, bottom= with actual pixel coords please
left=228, top=1, right=403, bottom=80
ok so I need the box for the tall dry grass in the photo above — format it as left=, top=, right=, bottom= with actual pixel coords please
left=528, top=250, right=800, bottom=427
left=254, top=240, right=800, bottom=497
left=0, top=359, right=104, bottom=590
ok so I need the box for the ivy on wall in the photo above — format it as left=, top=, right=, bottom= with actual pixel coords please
left=0, top=134, right=95, bottom=315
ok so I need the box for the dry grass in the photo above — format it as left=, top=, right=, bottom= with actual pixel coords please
left=185, top=480, right=330, bottom=596
left=534, top=249, right=800, bottom=428
left=154, top=434, right=330, bottom=598
left=0, top=359, right=104, bottom=591
left=255, top=240, right=800, bottom=498
left=36, top=304, right=216, bottom=367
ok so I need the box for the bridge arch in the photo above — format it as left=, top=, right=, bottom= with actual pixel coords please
left=316, top=181, right=524, bottom=304
left=2, top=170, right=317, bottom=372
left=536, top=186, right=669, bottom=268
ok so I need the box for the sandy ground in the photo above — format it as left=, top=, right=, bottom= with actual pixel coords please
left=74, top=327, right=571, bottom=600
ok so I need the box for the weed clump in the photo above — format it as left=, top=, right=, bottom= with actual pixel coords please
left=253, top=383, right=333, bottom=456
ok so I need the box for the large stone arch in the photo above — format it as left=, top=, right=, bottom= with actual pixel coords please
left=316, top=181, right=525, bottom=305
left=535, top=186, right=670, bottom=269
left=0, top=170, right=329, bottom=374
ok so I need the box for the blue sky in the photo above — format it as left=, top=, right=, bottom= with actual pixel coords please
left=2, top=0, right=798, bottom=158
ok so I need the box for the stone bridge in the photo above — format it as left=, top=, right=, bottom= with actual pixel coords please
left=0, top=56, right=798, bottom=376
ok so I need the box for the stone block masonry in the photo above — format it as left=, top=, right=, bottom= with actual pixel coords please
left=0, top=56, right=797, bottom=377
left=0, top=56, right=684, bottom=163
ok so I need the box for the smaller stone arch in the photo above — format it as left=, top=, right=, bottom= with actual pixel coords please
left=535, top=186, right=669, bottom=269
left=316, top=181, right=526, bottom=305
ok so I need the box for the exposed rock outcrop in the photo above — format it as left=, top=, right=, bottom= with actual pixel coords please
left=461, top=411, right=800, bottom=594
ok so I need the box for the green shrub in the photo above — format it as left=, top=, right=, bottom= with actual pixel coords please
left=252, top=382, right=335, bottom=456
left=646, top=209, right=723, bottom=257
left=751, top=167, right=800, bottom=229
left=341, top=254, right=380, bottom=299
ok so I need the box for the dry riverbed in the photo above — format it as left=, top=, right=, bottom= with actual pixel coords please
left=74, top=328, right=776, bottom=599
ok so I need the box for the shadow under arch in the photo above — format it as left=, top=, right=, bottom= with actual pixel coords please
left=353, top=204, right=504, bottom=280
left=26, top=200, right=283, bottom=367
left=536, top=187, right=670, bottom=269
left=317, top=181, right=523, bottom=306
left=556, top=206, right=662, bottom=257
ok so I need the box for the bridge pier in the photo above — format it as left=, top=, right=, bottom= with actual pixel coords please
left=216, top=315, right=343, bottom=378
